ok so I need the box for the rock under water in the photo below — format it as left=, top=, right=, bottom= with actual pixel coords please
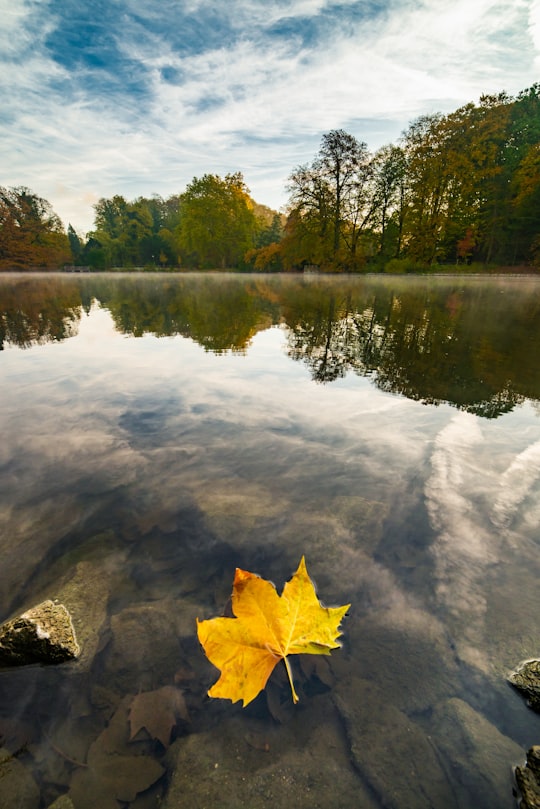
left=0, top=600, right=79, bottom=667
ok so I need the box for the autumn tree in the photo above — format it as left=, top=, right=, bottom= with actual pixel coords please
left=283, top=167, right=335, bottom=267
left=0, top=187, right=70, bottom=270
left=286, top=130, right=375, bottom=270
left=397, top=89, right=540, bottom=267
left=399, top=113, right=455, bottom=264
left=317, top=130, right=372, bottom=255
left=177, top=173, right=258, bottom=269
left=468, top=93, right=514, bottom=264
left=244, top=206, right=285, bottom=271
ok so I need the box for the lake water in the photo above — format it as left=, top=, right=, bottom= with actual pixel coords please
left=1, top=272, right=540, bottom=808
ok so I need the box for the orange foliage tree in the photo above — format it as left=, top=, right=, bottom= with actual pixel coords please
left=0, top=187, right=70, bottom=270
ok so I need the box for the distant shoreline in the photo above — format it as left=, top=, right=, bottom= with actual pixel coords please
left=1, top=265, right=539, bottom=277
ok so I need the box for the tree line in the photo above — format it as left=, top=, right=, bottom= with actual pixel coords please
left=1, top=85, right=539, bottom=272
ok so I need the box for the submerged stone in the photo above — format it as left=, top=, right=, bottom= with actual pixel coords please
left=0, top=600, right=79, bottom=667
left=515, top=746, right=540, bottom=809
left=333, top=676, right=452, bottom=809
left=103, top=601, right=181, bottom=691
left=431, top=697, right=523, bottom=809
left=509, top=660, right=540, bottom=712
left=0, top=747, right=40, bottom=809
left=163, top=697, right=377, bottom=809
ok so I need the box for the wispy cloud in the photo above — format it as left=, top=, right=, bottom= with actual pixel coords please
left=530, top=0, right=540, bottom=67
left=424, top=409, right=540, bottom=669
left=0, top=0, right=538, bottom=231
left=492, top=439, right=540, bottom=529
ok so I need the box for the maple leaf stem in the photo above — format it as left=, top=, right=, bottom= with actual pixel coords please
left=283, top=656, right=299, bottom=704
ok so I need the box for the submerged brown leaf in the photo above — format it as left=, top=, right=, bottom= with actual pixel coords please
left=68, top=695, right=166, bottom=808
left=129, top=686, right=190, bottom=748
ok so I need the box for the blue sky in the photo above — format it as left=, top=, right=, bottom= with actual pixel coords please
left=1, top=0, right=539, bottom=233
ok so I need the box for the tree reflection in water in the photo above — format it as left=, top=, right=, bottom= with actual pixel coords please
left=1, top=273, right=539, bottom=418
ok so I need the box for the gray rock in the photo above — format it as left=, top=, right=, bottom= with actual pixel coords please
left=52, top=556, right=119, bottom=669
left=0, top=601, right=79, bottom=667
left=28, top=531, right=128, bottom=670
left=333, top=676, right=452, bottom=809
left=431, top=697, right=524, bottom=809
left=515, top=746, right=540, bottom=809
left=0, top=747, right=40, bottom=809
left=509, top=660, right=540, bottom=712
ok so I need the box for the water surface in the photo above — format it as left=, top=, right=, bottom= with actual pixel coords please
left=1, top=272, right=540, bottom=808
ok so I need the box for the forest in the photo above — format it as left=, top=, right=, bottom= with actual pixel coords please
left=1, top=85, right=539, bottom=273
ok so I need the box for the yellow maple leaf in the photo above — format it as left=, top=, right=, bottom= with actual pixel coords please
left=196, top=556, right=350, bottom=707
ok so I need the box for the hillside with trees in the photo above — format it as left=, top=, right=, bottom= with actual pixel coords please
left=0, top=85, right=538, bottom=272
left=264, top=85, right=540, bottom=272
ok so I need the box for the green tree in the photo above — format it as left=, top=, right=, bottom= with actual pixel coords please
left=93, top=195, right=129, bottom=238
left=255, top=210, right=283, bottom=248
left=67, top=224, right=83, bottom=264
left=89, top=194, right=182, bottom=268
left=135, top=195, right=181, bottom=266
left=90, top=195, right=129, bottom=266
left=120, top=199, right=154, bottom=265
left=504, top=85, right=540, bottom=263
left=177, top=173, right=258, bottom=269
left=371, top=144, right=407, bottom=260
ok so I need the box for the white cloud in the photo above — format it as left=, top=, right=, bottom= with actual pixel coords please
left=492, top=439, right=540, bottom=529
left=424, top=407, right=540, bottom=669
left=424, top=413, right=495, bottom=664
left=530, top=0, right=540, bottom=66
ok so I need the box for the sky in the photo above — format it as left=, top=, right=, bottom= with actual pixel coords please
left=1, top=0, right=539, bottom=234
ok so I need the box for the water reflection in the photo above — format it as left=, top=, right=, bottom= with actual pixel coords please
left=0, top=273, right=540, bottom=808
left=0, top=276, right=82, bottom=348
left=2, top=272, right=539, bottom=417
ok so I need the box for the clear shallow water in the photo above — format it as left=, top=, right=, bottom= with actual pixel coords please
left=0, top=272, right=540, bottom=808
